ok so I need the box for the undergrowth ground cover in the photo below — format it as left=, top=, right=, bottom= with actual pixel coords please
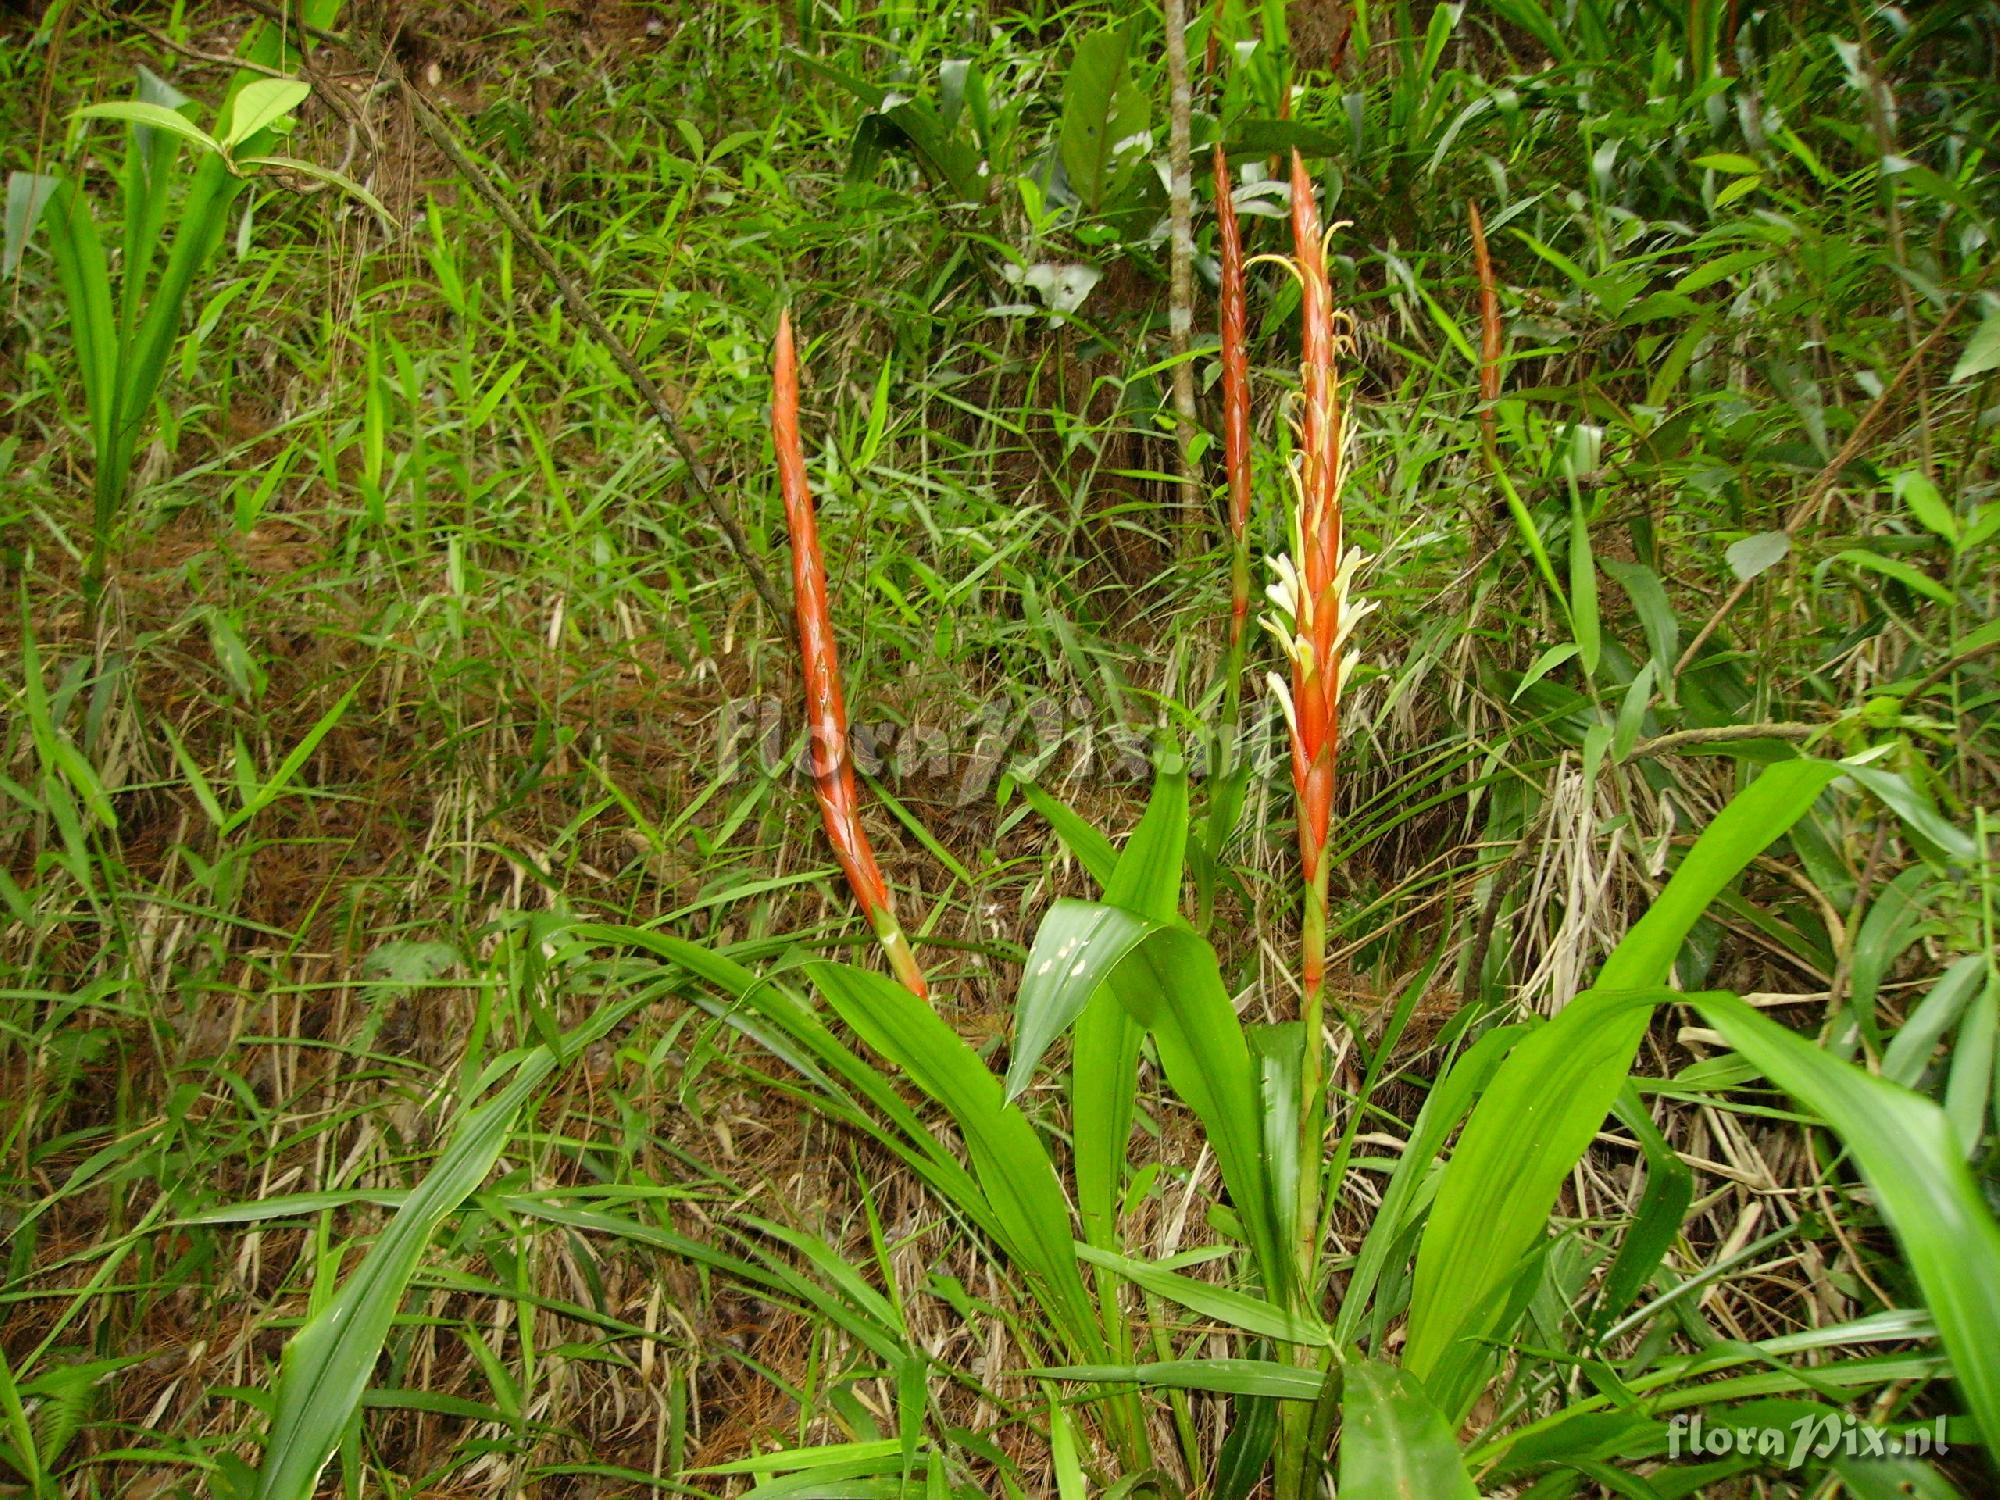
left=2, top=0, right=1998, bottom=1495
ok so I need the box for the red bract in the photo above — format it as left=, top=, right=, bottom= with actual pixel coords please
left=773, top=311, right=928, bottom=1000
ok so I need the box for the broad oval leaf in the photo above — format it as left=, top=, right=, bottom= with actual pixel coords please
left=1057, top=22, right=1145, bottom=214
left=1725, top=529, right=1790, bottom=582
left=223, top=78, right=312, bottom=149
left=1950, top=309, right=2000, bottom=384
left=1340, top=1360, right=1479, bottom=1500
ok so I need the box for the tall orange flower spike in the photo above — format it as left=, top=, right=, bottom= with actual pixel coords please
left=772, top=310, right=928, bottom=999
left=1262, top=155, right=1373, bottom=1266
left=1215, top=143, right=1253, bottom=665
left=1265, top=150, right=1370, bottom=975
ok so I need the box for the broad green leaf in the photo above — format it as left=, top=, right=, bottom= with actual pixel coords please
left=1013, top=902, right=1132, bottom=1097
left=1033, top=1359, right=1322, bottom=1400
left=224, top=685, right=358, bottom=833
left=1842, top=765, right=1978, bottom=869
left=236, top=155, right=396, bottom=227
left=1687, top=991, right=2000, bottom=1453
left=571, top=924, right=998, bottom=1247
left=134, top=65, right=189, bottom=112
left=1611, top=662, right=1656, bottom=763
left=1058, top=23, right=1145, bottom=214
left=697, top=1439, right=902, bottom=1475
left=1405, top=759, right=1845, bottom=1412
left=1037, top=755, right=1184, bottom=1303
left=1336, top=1024, right=1526, bottom=1348
left=3, top=172, right=58, bottom=277
left=1212, top=1391, right=1280, bottom=1500
left=1035, top=902, right=1287, bottom=1295
left=1075, top=1244, right=1330, bottom=1346
left=1894, top=472, right=1958, bottom=548
left=1339, top=1361, right=1479, bottom=1499
left=0, top=1343, right=44, bottom=1493
left=1494, top=461, right=1569, bottom=609
left=1591, top=1088, right=1693, bottom=1336
left=221, top=79, right=310, bottom=149
left=1017, top=779, right=1117, bottom=887
left=1725, top=529, right=1789, bottom=582
left=73, top=101, right=221, bottom=157
left=1845, top=865, right=1937, bottom=1031
left=1945, top=977, right=1996, bottom=1159
left=783, top=48, right=890, bottom=108
left=1512, top=643, right=1578, bottom=701
left=1679, top=246, right=1775, bottom=294
left=1047, top=1389, right=1087, bottom=1500
left=1883, top=955, right=1989, bottom=1087
left=1569, top=488, right=1600, bottom=677
left=1823, top=548, right=1955, bottom=606
left=880, top=98, right=986, bottom=203
left=1009, top=756, right=1186, bottom=1097
left=1248, top=1022, right=1302, bottom=1280
left=1950, top=309, right=2000, bottom=383
left=1600, top=558, right=1679, bottom=699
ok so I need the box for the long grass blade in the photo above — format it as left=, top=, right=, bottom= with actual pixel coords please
left=254, top=999, right=640, bottom=1499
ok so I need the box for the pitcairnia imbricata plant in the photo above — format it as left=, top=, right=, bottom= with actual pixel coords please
left=559, top=177, right=1999, bottom=1495
left=247, top=173, right=2000, bottom=1500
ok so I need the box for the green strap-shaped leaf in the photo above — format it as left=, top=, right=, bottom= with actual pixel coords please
left=1334, top=1023, right=1525, bottom=1349
left=1074, top=1244, right=1331, bottom=1346
left=1590, top=1086, right=1694, bottom=1337
left=1404, top=758, right=1844, bottom=1412
left=3, top=172, right=59, bottom=277
left=570, top=923, right=1000, bottom=1249
left=1012, top=900, right=1287, bottom=1297
left=1687, top=991, right=2000, bottom=1454
left=1008, top=756, right=1186, bottom=1098
left=1014, top=754, right=1187, bottom=1303
left=1014, top=778, right=1118, bottom=887
left=807, top=961, right=1103, bottom=1357
left=1031, top=1359, right=1322, bottom=1400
